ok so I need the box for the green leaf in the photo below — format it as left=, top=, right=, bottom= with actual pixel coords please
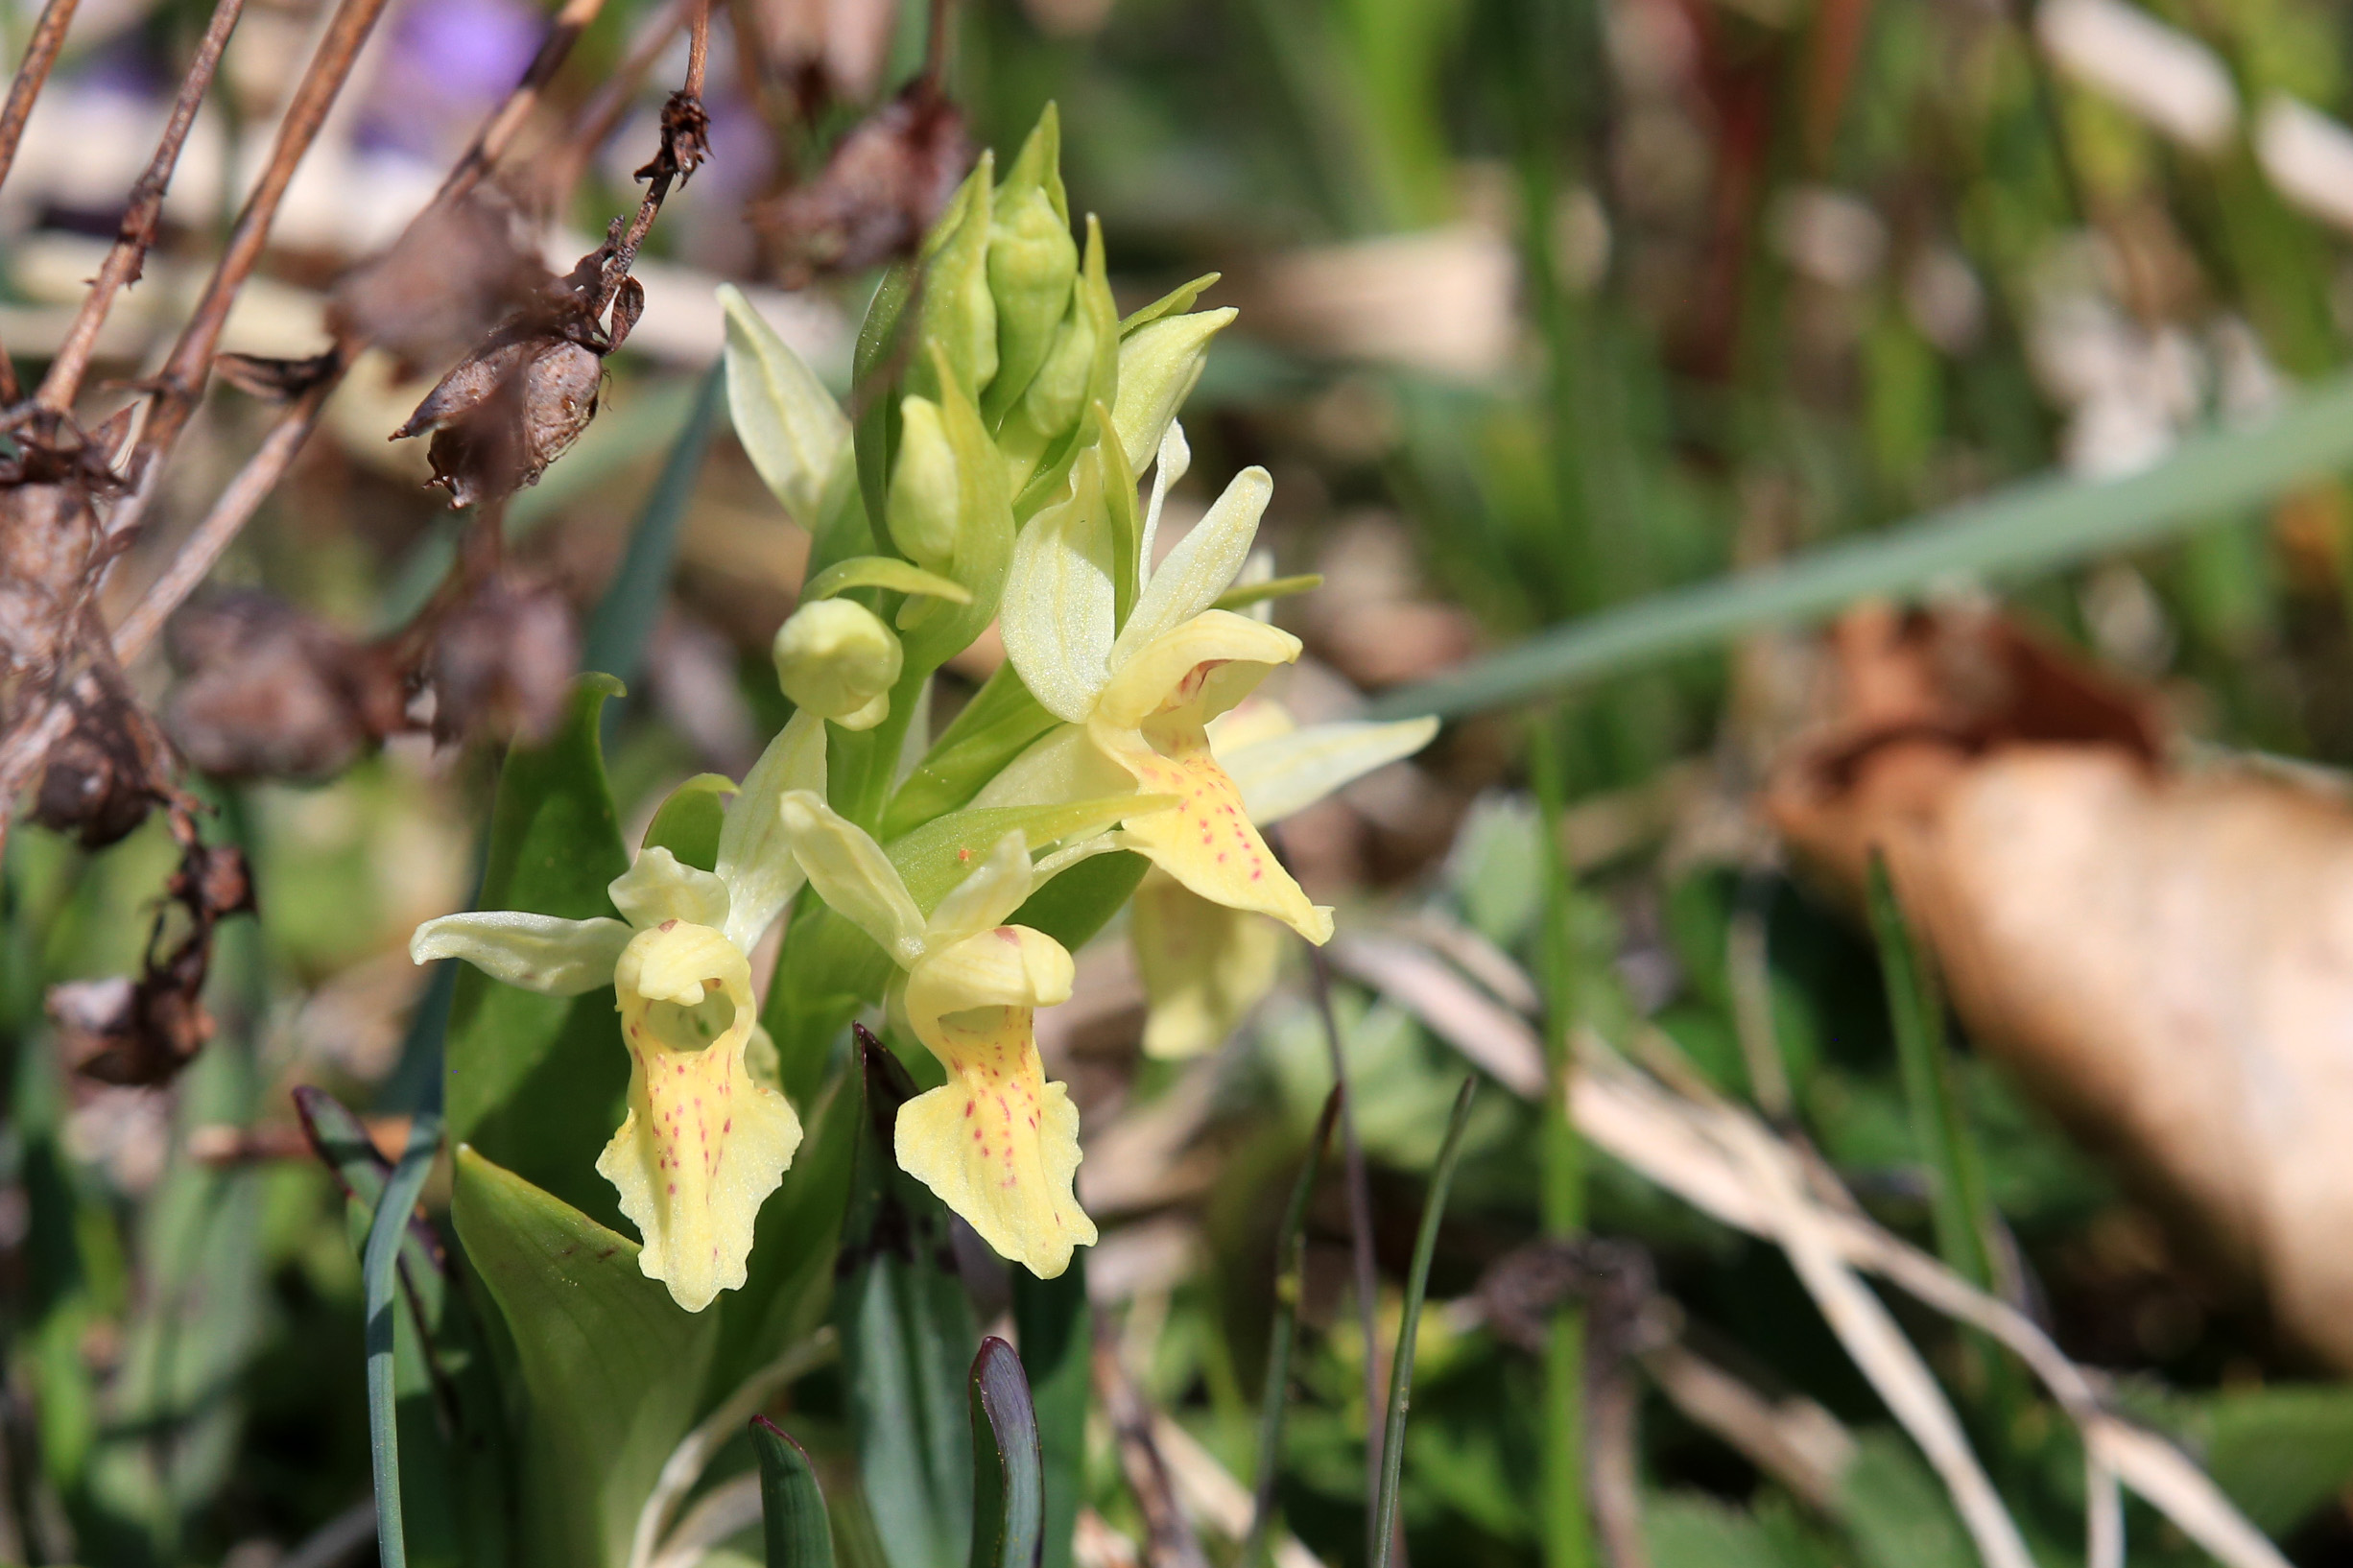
left=1645, top=1493, right=1818, bottom=1568
left=1011, top=1262, right=1088, bottom=1568
left=834, top=1028, right=979, bottom=1568
left=1832, top=1431, right=1974, bottom=1568
left=1370, top=369, right=2353, bottom=721
left=967, top=1339, right=1043, bottom=1568
left=761, top=894, right=897, bottom=1105
left=643, top=773, right=737, bottom=872
left=2174, top=1384, right=2353, bottom=1536
left=1009, top=849, right=1149, bottom=952
left=582, top=361, right=726, bottom=687
left=1371, top=1079, right=1477, bottom=1568
left=753, top=1416, right=838, bottom=1568
left=451, top=1145, right=719, bottom=1568
left=1120, top=273, right=1221, bottom=337
left=365, top=1108, right=448, bottom=1568
left=804, top=556, right=975, bottom=606
left=722, top=282, right=850, bottom=524
left=886, top=796, right=1169, bottom=915
left=446, top=674, right=633, bottom=1229
left=883, top=663, right=1062, bottom=840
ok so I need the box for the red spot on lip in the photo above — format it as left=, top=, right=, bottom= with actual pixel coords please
left=957, top=847, right=972, bottom=862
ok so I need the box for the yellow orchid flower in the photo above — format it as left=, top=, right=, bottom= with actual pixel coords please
left=410, top=712, right=825, bottom=1311
left=994, top=420, right=1337, bottom=942
left=776, top=794, right=1098, bottom=1278
left=1132, top=699, right=1441, bottom=1057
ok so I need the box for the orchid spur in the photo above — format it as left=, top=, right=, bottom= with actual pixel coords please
left=410, top=711, right=824, bottom=1311
left=775, top=796, right=1098, bottom=1277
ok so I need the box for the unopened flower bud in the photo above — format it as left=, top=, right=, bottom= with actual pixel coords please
left=986, top=182, right=1079, bottom=415
left=887, top=396, right=962, bottom=571
left=1014, top=304, right=1095, bottom=449
left=1113, top=307, right=1236, bottom=471
left=911, top=158, right=999, bottom=399
left=772, top=599, right=902, bottom=730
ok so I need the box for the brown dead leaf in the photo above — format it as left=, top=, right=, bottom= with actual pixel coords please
left=328, top=188, right=552, bottom=378
left=1767, top=603, right=2353, bottom=1366
left=424, top=572, right=577, bottom=745
left=165, top=591, right=406, bottom=782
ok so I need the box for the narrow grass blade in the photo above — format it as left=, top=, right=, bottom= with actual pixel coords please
left=365, top=1105, right=444, bottom=1568
left=1864, top=852, right=1994, bottom=1292
left=1012, top=1257, right=1090, bottom=1568
left=1529, top=714, right=1590, bottom=1568
left=1369, top=370, right=2353, bottom=720
left=968, top=1337, right=1044, bottom=1568
left=1371, top=1079, right=1478, bottom=1568
left=752, top=1416, right=836, bottom=1568
left=1243, top=1087, right=1341, bottom=1568
left=582, top=358, right=725, bottom=685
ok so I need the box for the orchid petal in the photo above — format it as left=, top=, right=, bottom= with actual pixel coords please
left=1137, top=419, right=1191, bottom=571
left=1113, top=308, right=1235, bottom=472
left=1224, top=716, right=1441, bottom=826
left=897, top=926, right=1094, bottom=1278
left=601, top=920, right=802, bottom=1312
left=716, top=710, right=826, bottom=952
left=926, top=831, right=1036, bottom=948
left=1093, top=610, right=1301, bottom=733
left=1111, top=467, right=1272, bottom=670
left=609, top=846, right=733, bottom=931
left=410, top=911, right=632, bottom=995
left=1001, top=450, right=1116, bottom=723
left=778, top=791, right=929, bottom=968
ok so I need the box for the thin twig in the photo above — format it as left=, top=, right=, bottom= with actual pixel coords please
left=1097, top=1334, right=1211, bottom=1568
left=122, top=0, right=397, bottom=483
left=0, top=0, right=78, bottom=200
left=533, top=0, right=692, bottom=212
left=30, top=0, right=248, bottom=416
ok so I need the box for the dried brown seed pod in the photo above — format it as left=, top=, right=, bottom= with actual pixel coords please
left=33, top=662, right=173, bottom=848
left=758, top=79, right=970, bottom=282
left=392, top=336, right=603, bottom=509
left=0, top=480, right=103, bottom=712
left=425, top=572, right=578, bottom=745
left=165, top=590, right=406, bottom=782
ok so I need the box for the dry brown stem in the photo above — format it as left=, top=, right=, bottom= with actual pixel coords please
left=535, top=0, right=694, bottom=212
left=0, top=0, right=79, bottom=204
left=28, top=0, right=249, bottom=417
left=440, top=0, right=614, bottom=204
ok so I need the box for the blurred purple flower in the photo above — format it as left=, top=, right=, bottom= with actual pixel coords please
left=354, top=0, right=545, bottom=158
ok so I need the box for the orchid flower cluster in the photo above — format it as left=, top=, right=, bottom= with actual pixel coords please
left=410, top=108, right=1438, bottom=1311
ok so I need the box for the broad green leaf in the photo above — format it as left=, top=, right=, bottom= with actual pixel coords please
left=1832, top=1431, right=1973, bottom=1568
left=1011, top=1263, right=1088, bottom=1568
left=721, top=282, right=850, bottom=524
left=886, top=796, right=1167, bottom=915
left=446, top=675, right=633, bottom=1230
left=966, top=1339, right=1043, bottom=1568
left=1008, top=849, right=1148, bottom=952
left=643, top=773, right=737, bottom=872
left=451, top=1146, right=718, bottom=1568
left=2175, top=1384, right=2353, bottom=1536
left=1645, top=1493, right=1817, bottom=1568
left=753, top=1416, right=837, bottom=1567
left=884, top=662, right=1063, bottom=839
left=760, top=894, right=897, bottom=1105
left=834, top=1031, right=978, bottom=1568
left=804, top=556, right=974, bottom=606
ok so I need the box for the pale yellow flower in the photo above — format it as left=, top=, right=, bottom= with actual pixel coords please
left=410, top=714, right=823, bottom=1311
left=777, top=796, right=1098, bottom=1277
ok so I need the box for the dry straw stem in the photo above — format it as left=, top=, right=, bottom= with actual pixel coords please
left=1334, top=917, right=2284, bottom=1568
left=1097, top=1337, right=1212, bottom=1568
left=0, top=0, right=83, bottom=396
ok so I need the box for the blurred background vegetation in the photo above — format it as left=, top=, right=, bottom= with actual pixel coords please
left=16, top=0, right=2353, bottom=1562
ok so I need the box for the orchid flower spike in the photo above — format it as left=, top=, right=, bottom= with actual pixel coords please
left=409, top=712, right=826, bottom=1311
left=996, top=420, right=1336, bottom=941
left=776, top=793, right=1097, bottom=1278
